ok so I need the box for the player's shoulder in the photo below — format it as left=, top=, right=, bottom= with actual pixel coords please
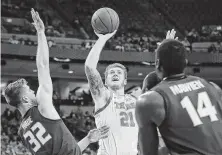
left=186, top=75, right=204, bottom=81
left=136, top=91, right=165, bottom=123
left=137, top=91, right=164, bottom=110
left=189, top=75, right=221, bottom=89
left=209, top=81, right=222, bottom=91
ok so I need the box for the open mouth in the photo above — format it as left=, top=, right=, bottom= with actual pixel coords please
left=112, top=76, right=119, bottom=81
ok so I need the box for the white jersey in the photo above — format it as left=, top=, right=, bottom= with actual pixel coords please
left=94, top=93, right=138, bottom=155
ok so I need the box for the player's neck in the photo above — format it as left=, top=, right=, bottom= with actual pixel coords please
left=163, top=73, right=185, bottom=80
left=18, top=104, right=34, bottom=117
left=109, top=87, right=125, bottom=96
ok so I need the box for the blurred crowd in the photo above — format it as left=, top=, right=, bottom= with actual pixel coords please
left=1, top=0, right=78, bottom=38
left=4, top=31, right=222, bottom=53
left=1, top=109, right=30, bottom=155
left=1, top=88, right=93, bottom=107
left=2, top=0, right=222, bottom=53
left=1, top=107, right=98, bottom=155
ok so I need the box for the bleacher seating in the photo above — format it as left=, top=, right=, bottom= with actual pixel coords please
left=58, top=0, right=172, bottom=38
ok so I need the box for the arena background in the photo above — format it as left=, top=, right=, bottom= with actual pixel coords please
left=1, top=0, right=222, bottom=154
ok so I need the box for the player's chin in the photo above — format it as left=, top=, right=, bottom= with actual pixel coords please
left=111, top=81, right=121, bottom=85
left=110, top=83, right=123, bottom=89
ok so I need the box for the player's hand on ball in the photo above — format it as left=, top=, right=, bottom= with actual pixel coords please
left=94, top=30, right=117, bottom=41
left=87, top=125, right=109, bottom=143
left=166, top=29, right=178, bottom=40
left=31, top=8, right=45, bottom=33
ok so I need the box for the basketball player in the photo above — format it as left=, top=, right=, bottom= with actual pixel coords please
left=141, top=29, right=176, bottom=94
left=3, top=8, right=109, bottom=155
left=85, top=30, right=138, bottom=155
left=136, top=38, right=222, bottom=154
left=141, top=71, right=170, bottom=155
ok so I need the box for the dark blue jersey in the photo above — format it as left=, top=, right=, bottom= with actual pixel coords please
left=152, top=75, right=222, bottom=155
left=18, top=106, right=81, bottom=155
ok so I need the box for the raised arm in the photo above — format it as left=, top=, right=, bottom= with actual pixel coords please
left=31, top=9, right=60, bottom=119
left=85, top=31, right=116, bottom=111
left=135, top=91, right=166, bottom=155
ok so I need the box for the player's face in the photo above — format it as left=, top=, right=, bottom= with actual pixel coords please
left=105, top=67, right=126, bottom=90
left=22, top=85, right=37, bottom=105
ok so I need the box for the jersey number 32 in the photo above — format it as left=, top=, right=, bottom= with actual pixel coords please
left=181, top=91, right=219, bottom=126
left=23, top=122, right=52, bottom=152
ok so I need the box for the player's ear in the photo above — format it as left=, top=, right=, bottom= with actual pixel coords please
left=124, top=79, right=127, bottom=85
left=156, top=59, right=163, bottom=74
left=22, top=96, right=29, bottom=104
left=185, top=59, right=188, bottom=65
left=105, top=78, right=107, bottom=86
left=156, top=59, right=160, bottom=69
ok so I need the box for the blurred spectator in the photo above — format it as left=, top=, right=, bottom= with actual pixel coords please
left=216, top=41, right=222, bottom=53
left=85, top=42, right=94, bottom=49
left=46, top=26, right=56, bottom=36
left=48, top=39, right=56, bottom=48
left=187, top=28, right=200, bottom=43
left=182, top=37, right=191, bottom=52
left=8, top=35, right=19, bottom=44
left=115, top=44, right=125, bottom=52
left=182, top=37, right=190, bottom=47
left=1, top=25, right=8, bottom=33
left=24, top=38, right=34, bottom=46
left=208, top=44, right=217, bottom=53
left=18, top=38, right=25, bottom=45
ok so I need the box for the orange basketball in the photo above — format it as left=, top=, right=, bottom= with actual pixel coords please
left=91, top=7, right=119, bottom=34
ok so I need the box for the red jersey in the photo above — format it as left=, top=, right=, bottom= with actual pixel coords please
left=152, top=75, right=222, bottom=154
left=18, top=106, right=81, bottom=155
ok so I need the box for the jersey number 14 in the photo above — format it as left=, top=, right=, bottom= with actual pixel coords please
left=181, top=91, right=219, bottom=126
left=23, top=122, right=52, bottom=152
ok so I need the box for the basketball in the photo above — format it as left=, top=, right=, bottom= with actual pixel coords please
left=91, top=7, right=119, bottom=34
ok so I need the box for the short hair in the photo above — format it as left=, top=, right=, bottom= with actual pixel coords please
left=156, top=39, right=187, bottom=76
left=3, top=78, right=28, bottom=107
left=104, top=63, right=127, bottom=79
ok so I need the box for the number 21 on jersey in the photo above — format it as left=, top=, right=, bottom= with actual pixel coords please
left=181, top=91, right=219, bottom=126
left=120, top=111, right=136, bottom=127
left=23, top=122, right=52, bottom=152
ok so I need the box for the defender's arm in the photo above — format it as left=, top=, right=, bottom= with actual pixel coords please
left=31, top=9, right=59, bottom=119
left=135, top=91, right=166, bottom=155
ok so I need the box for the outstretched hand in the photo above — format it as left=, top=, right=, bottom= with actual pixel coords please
left=87, top=125, right=109, bottom=143
left=94, top=30, right=117, bottom=41
left=166, top=29, right=178, bottom=40
left=31, top=8, right=45, bottom=33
